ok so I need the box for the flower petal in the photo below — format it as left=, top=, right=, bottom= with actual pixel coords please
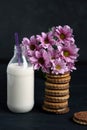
left=35, top=51, right=41, bottom=58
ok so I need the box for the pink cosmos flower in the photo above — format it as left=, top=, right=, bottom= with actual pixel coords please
left=51, top=58, right=68, bottom=74
left=21, top=37, right=30, bottom=57
left=22, top=36, right=38, bottom=56
left=29, top=49, right=51, bottom=73
left=22, top=37, right=29, bottom=45
left=36, top=32, right=55, bottom=49
left=55, top=25, right=74, bottom=44
left=66, top=62, right=76, bottom=72
left=61, top=44, right=79, bottom=63
left=47, top=44, right=62, bottom=62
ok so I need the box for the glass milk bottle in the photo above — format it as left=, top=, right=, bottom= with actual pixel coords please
left=7, top=45, right=34, bottom=113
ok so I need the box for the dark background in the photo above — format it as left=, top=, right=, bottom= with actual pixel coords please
left=0, top=1, right=87, bottom=129
left=0, top=0, right=87, bottom=62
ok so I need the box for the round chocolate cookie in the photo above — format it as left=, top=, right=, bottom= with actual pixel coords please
left=45, top=82, right=69, bottom=90
left=45, top=88, right=69, bottom=96
left=46, top=75, right=71, bottom=84
left=43, top=100, right=68, bottom=109
left=46, top=72, right=70, bottom=78
left=43, top=106, right=69, bottom=114
left=73, top=111, right=87, bottom=125
left=45, top=95, right=70, bottom=103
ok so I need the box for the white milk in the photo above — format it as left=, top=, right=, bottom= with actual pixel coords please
left=7, top=63, right=34, bottom=113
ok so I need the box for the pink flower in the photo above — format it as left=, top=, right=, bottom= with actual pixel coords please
left=29, top=49, right=50, bottom=73
left=51, top=58, right=68, bottom=74
left=66, top=62, right=76, bottom=72
left=36, top=32, right=55, bottom=49
left=22, top=36, right=38, bottom=56
left=21, top=25, right=79, bottom=74
left=21, top=37, right=30, bottom=57
left=22, top=37, right=30, bottom=45
left=61, top=44, right=79, bottom=63
left=47, top=44, right=62, bottom=61
left=55, top=25, right=74, bottom=44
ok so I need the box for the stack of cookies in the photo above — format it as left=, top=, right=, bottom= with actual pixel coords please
left=42, top=72, right=71, bottom=114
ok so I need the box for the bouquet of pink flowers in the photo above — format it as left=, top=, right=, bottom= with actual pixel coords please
left=22, top=25, right=79, bottom=74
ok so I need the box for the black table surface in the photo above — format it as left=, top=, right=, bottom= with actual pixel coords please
left=0, top=63, right=87, bottom=130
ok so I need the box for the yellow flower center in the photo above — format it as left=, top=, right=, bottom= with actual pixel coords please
left=63, top=50, right=70, bottom=57
left=60, top=33, right=66, bottom=40
left=56, top=64, right=61, bottom=70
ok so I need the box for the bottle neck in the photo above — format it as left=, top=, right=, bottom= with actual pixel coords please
left=13, top=45, right=31, bottom=67
left=14, top=45, right=21, bottom=56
